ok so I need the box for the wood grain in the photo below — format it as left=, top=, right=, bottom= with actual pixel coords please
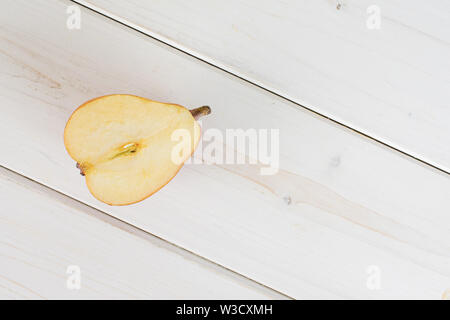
left=79, top=0, right=450, bottom=173
left=0, top=166, right=282, bottom=299
left=1, top=0, right=449, bottom=298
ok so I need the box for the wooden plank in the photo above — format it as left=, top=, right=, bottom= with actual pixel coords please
left=1, top=0, right=450, bottom=298
left=0, top=166, right=282, bottom=299
left=78, top=0, right=450, bottom=173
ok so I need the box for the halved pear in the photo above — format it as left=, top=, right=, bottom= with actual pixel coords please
left=64, top=94, right=210, bottom=205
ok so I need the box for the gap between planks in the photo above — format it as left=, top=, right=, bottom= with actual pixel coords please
left=0, top=164, right=292, bottom=300
left=71, top=0, right=449, bottom=177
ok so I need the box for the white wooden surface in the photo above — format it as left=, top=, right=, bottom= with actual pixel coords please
left=1, top=0, right=449, bottom=299
left=79, top=0, right=450, bottom=173
left=0, top=167, right=281, bottom=299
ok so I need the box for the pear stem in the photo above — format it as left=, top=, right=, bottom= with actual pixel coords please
left=190, top=106, right=211, bottom=120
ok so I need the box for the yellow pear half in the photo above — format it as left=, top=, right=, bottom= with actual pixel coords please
left=64, top=94, right=210, bottom=205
